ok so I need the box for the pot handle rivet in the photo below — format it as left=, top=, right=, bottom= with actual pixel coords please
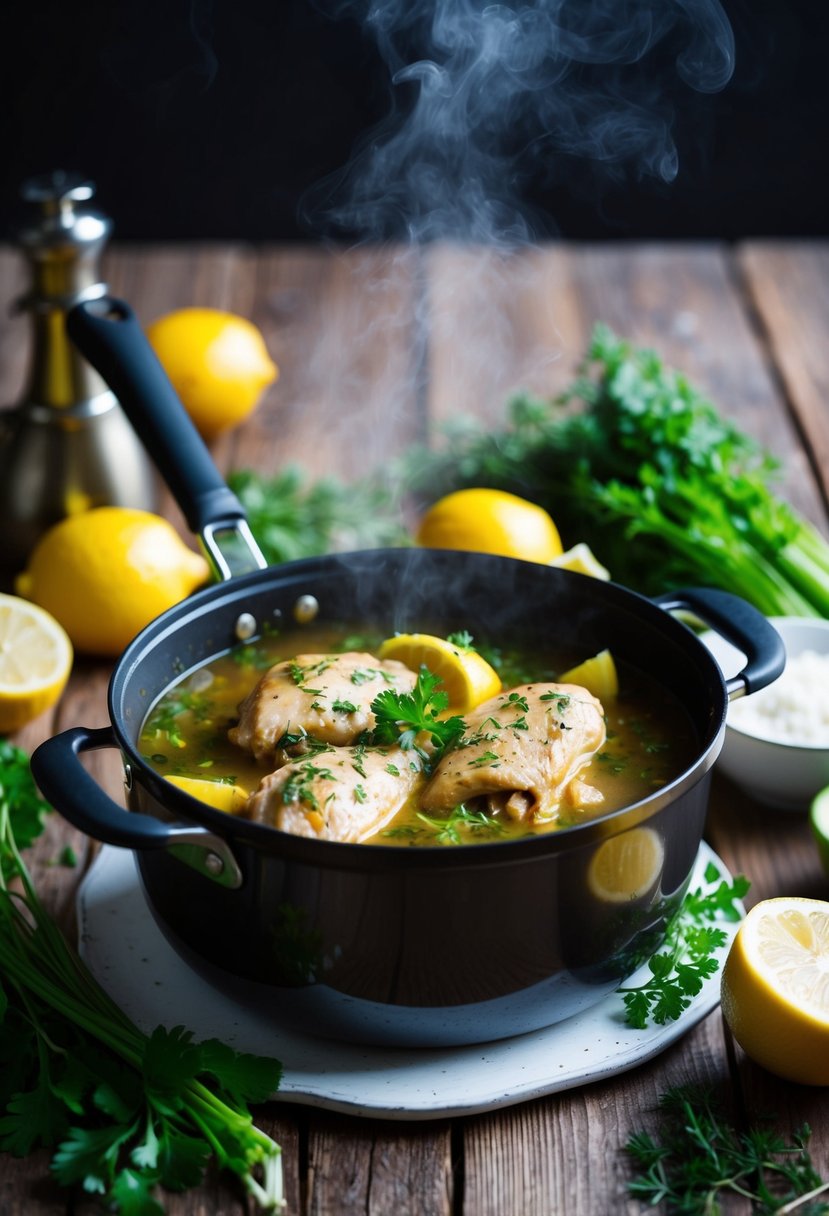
left=234, top=612, right=257, bottom=641
left=123, top=760, right=133, bottom=792
left=294, top=594, right=319, bottom=624
left=204, top=852, right=224, bottom=877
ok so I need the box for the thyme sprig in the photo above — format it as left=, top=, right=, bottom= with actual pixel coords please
left=626, top=1086, right=829, bottom=1214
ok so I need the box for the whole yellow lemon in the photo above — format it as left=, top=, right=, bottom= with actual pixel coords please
left=146, top=307, right=278, bottom=439
left=416, top=488, right=563, bottom=564
left=15, top=508, right=210, bottom=657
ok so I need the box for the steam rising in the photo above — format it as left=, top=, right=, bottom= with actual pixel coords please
left=305, top=0, right=735, bottom=242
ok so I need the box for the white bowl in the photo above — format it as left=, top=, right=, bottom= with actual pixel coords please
left=702, top=616, right=829, bottom=812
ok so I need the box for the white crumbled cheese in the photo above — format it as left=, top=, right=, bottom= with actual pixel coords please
left=728, top=649, right=829, bottom=746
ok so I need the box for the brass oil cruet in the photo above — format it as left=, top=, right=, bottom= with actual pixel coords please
left=0, top=171, right=156, bottom=584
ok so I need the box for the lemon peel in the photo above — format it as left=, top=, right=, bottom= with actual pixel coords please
left=146, top=307, right=277, bottom=439
left=377, top=632, right=501, bottom=715
left=415, top=488, right=563, bottom=564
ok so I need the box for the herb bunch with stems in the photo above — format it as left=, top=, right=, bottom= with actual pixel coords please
left=0, top=740, right=285, bottom=1215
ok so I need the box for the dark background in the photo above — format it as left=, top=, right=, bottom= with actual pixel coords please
left=1, top=0, right=826, bottom=243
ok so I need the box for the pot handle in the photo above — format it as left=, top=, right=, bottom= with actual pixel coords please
left=31, top=726, right=244, bottom=889
left=653, top=586, right=785, bottom=698
left=65, top=297, right=268, bottom=582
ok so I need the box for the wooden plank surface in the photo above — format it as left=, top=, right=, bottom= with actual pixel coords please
left=1, top=239, right=828, bottom=1215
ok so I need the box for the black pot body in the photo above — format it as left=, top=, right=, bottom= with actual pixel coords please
left=103, top=549, right=725, bottom=1046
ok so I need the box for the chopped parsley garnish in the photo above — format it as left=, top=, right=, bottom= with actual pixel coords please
left=280, top=763, right=336, bottom=810
left=333, top=698, right=359, bottom=714
left=445, top=630, right=475, bottom=651
left=354, top=784, right=367, bottom=804
left=467, top=750, right=500, bottom=768
left=415, top=804, right=507, bottom=845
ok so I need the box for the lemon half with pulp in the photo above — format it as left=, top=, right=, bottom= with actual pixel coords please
left=0, top=594, right=73, bottom=732
left=721, top=896, right=829, bottom=1085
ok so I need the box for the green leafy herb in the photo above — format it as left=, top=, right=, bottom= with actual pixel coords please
left=0, top=744, right=285, bottom=1213
left=415, top=804, right=507, bottom=845
left=402, top=324, right=829, bottom=618
left=445, top=630, right=475, bottom=651
left=366, top=669, right=466, bottom=767
left=626, top=1086, right=829, bottom=1214
left=619, top=863, right=749, bottom=1028
left=227, top=465, right=408, bottom=564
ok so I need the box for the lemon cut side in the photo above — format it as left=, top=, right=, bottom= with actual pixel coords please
left=721, top=897, right=829, bottom=1086
left=0, top=594, right=73, bottom=732
left=377, top=633, right=501, bottom=715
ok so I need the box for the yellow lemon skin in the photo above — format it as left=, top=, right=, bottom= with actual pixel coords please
left=416, top=488, right=563, bottom=565
left=0, top=594, right=73, bottom=733
left=146, top=307, right=277, bottom=440
left=721, top=897, right=829, bottom=1086
left=377, top=632, right=501, bottom=714
left=15, top=508, right=210, bottom=658
left=549, top=543, right=611, bottom=580
left=165, top=775, right=250, bottom=815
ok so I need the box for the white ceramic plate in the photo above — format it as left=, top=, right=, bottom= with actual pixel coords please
left=77, top=842, right=738, bottom=1120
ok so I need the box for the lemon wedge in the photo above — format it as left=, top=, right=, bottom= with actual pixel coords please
left=721, top=897, right=829, bottom=1085
left=165, top=775, right=250, bottom=815
left=559, top=649, right=619, bottom=701
left=549, top=543, right=611, bottom=580
left=377, top=633, right=501, bottom=714
left=587, top=828, right=664, bottom=903
left=0, top=594, right=73, bottom=733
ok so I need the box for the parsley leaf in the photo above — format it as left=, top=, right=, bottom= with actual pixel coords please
left=618, top=870, right=749, bottom=1029
left=366, top=669, right=466, bottom=768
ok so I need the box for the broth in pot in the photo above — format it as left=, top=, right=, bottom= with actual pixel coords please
left=139, top=623, right=697, bottom=846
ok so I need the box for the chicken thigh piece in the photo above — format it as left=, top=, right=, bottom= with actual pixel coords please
left=247, top=744, right=424, bottom=842
left=421, top=683, right=607, bottom=823
left=229, top=652, right=417, bottom=763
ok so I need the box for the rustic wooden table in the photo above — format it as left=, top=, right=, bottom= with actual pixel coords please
left=1, top=240, right=828, bottom=1215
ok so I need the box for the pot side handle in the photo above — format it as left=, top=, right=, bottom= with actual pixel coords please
left=653, top=587, right=786, bottom=698
left=31, top=727, right=244, bottom=889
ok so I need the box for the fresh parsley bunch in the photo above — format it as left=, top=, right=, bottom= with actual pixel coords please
left=0, top=741, right=285, bottom=1214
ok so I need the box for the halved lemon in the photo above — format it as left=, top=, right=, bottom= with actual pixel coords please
left=549, top=543, right=611, bottom=580
left=165, top=775, right=250, bottom=815
left=810, top=786, right=829, bottom=877
left=377, top=633, right=501, bottom=714
left=0, top=593, right=73, bottom=733
left=559, top=649, right=619, bottom=701
left=587, top=827, right=664, bottom=903
left=721, top=897, right=829, bottom=1085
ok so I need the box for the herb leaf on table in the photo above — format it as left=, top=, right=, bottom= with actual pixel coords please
left=626, top=1085, right=829, bottom=1214
left=0, top=743, right=285, bottom=1213
left=618, top=862, right=749, bottom=1029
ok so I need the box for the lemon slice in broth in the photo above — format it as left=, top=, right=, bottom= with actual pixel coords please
left=377, top=633, right=501, bottom=714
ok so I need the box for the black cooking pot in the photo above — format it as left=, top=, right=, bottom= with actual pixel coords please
left=31, top=299, right=785, bottom=1048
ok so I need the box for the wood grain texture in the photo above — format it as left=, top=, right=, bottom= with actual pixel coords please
left=2, top=241, right=829, bottom=1215
left=738, top=241, right=829, bottom=512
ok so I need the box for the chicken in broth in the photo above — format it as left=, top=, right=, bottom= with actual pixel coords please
left=139, top=625, right=697, bottom=846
